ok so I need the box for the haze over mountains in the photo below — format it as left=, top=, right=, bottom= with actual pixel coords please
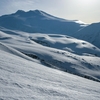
left=0, top=10, right=86, bottom=35
left=0, top=10, right=100, bottom=100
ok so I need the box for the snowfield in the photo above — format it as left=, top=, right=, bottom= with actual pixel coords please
left=0, top=29, right=100, bottom=82
left=0, top=42, right=100, bottom=100
left=0, top=10, right=100, bottom=100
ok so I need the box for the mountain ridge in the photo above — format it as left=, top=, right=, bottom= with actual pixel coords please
left=74, top=22, right=100, bottom=48
left=0, top=10, right=86, bottom=35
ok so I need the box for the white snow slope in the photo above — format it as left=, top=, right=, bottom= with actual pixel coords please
left=74, top=22, right=100, bottom=49
left=0, top=29, right=100, bottom=82
left=0, top=37, right=100, bottom=100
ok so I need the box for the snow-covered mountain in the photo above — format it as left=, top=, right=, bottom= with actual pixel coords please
left=0, top=10, right=100, bottom=99
left=74, top=22, right=100, bottom=48
left=0, top=10, right=86, bottom=35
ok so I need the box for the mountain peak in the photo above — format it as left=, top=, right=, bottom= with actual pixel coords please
left=32, top=9, right=42, bottom=13
left=15, top=10, right=25, bottom=14
left=14, top=9, right=43, bottom=17
left=0, top=10, right=86, bottom=34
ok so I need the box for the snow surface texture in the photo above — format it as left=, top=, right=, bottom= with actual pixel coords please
left=0, top=39, right=100, bottom=100
left=0, top=30, right=100, bottom=82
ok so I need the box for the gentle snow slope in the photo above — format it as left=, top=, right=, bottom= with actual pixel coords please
left=0, top=42, right=100, bottom=100
left=30, top=33, right=100, bottom=56
left=0, top=30, right=100, bottom=82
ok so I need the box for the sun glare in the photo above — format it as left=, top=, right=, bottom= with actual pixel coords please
left=77, top=0, right=95, bottom=6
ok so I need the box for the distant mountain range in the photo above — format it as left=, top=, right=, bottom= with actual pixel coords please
left=0, top=10, right=86, bottom=35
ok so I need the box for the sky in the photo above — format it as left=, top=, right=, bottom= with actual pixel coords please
left=0, top=0, right=100, bottom=24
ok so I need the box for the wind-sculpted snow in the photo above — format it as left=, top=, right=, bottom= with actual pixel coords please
left=0, top=30, right=100, bottom=82
left=30, top=33, right=100, bottom=56
left=0, top=42, right=39, bottom=63
left=0, top=42, right=100, bottom=100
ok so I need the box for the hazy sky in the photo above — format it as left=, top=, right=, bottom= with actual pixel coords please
left=0, top=0, right=100, bottom=23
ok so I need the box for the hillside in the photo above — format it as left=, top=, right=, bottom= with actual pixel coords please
left=0, top=29, right=100, bottom=82
left=0, top=40, right=100, bottom=100
left=74, top=22, right=100, bottom=48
